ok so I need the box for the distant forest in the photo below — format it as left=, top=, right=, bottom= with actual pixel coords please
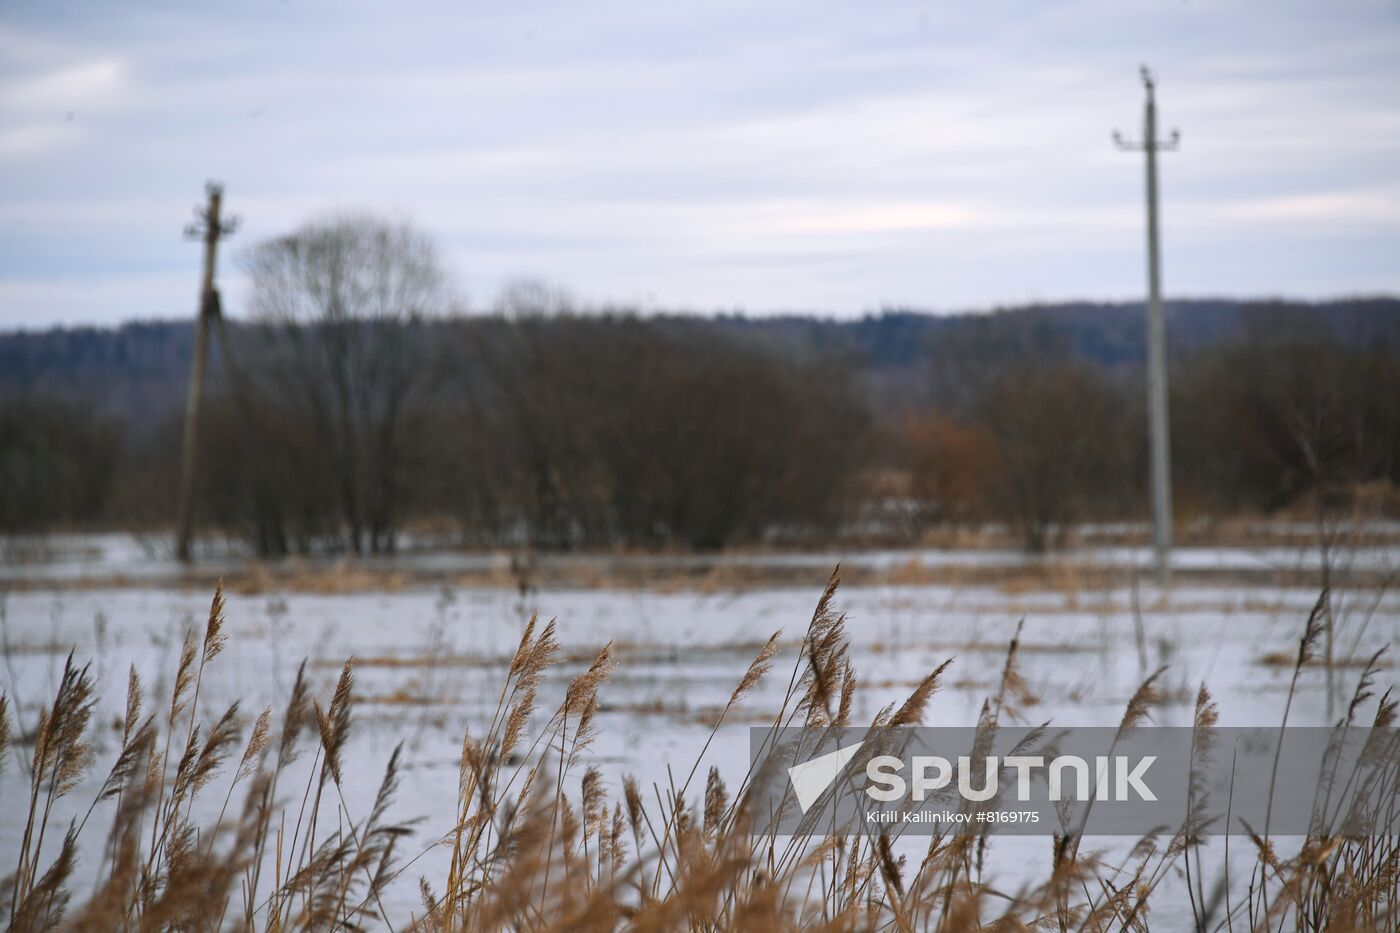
left=4, top=255, right=1399, bottom=553
left=5, top=296, right=1400, bottom=427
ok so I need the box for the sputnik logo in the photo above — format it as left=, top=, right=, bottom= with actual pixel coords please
left=787, top=741, right=865, bottom=813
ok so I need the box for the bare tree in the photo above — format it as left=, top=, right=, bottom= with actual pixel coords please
left=241, top=214, right=452, bottom=553
left=976, top=363, right=1138, bottom=551
left=494, top=276, right=575, bottom=319
left=439, top=315, right=869, bottom=550
left=0, top=396, right=119, bottom=542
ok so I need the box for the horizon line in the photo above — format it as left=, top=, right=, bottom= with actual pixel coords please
left=4, top=291, right=1400, bottom=336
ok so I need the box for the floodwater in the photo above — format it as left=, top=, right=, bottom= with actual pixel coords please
left=2, top=534, right=1396, bottom=925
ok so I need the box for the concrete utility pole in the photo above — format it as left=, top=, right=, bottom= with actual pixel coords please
left=176, top=182, right=238, bottom=563
left=1114, top=67, right=1179, bottom=581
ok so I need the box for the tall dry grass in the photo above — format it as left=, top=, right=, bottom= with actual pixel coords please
left=0, top=572, right=1395, bottom=931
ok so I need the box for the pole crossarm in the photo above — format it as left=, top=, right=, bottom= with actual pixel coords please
left=183, top=182, right=241, bottom=243
left=1112, top=129, right=1180, bottom=152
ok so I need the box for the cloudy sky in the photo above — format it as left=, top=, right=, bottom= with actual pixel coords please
left=1, top=0, right=1397, bottom=327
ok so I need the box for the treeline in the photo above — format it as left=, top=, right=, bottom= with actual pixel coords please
left=905, top=334, right=1400, bottom=548
left=0, top=396, right=119, bottom=534
left=10, top=297, right=1400, bottom=427
left=190, top=315, right=866, bottom=553
left=3, top=216, right=1399, bottom=552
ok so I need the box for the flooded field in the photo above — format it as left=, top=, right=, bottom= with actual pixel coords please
left=2, top=534, right=1397, bottom=923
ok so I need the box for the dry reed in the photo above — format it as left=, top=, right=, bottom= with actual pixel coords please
left=0, top=572, right=1395, bottom=931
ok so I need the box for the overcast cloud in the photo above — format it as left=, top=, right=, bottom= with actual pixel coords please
left=1, top=0, right=1397, bottom=326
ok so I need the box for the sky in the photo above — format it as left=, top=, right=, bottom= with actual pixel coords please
left=1, top=0, right=1398, bottom=328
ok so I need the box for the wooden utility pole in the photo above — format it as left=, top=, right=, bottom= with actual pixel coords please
left=176, top=182, right=238, bottom=563
left=1114, top=67, right=1179, bottom=581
